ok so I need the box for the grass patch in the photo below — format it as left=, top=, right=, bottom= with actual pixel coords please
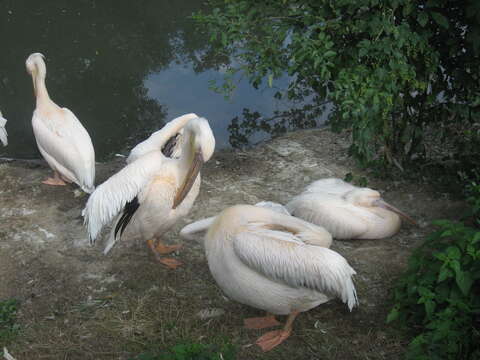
left=128, top=341, right=236, bottom=360
left=0, top=298, right=20, bottom=346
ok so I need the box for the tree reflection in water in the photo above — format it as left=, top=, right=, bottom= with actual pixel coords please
left=228, top=101, right=330, bottom=148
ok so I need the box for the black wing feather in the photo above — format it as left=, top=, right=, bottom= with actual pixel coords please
left=114, top=196, right=140, bottom=239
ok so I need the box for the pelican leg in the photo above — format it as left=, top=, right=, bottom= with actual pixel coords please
left=146, top=238, right=183, bottom=269
left=244, top=313, right=281, bottom=329
left=255, top=311, right=300, bottom=352
left=42, top=171, right=67, bottom=186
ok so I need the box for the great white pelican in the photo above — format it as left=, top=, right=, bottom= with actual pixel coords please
left=83, top=115, right=215, bottom=268
left=286, top=178, right=417, bottom=240
left=182, top=204, right=358, bottom=351
left=26, top=53, right=95, bottom=193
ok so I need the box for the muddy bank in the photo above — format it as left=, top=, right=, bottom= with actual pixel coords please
left=0, top=129, right=465, bottom=359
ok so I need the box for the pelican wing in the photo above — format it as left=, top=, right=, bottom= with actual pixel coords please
left=0, top=112, right=7, bottom=146
left=254, top=201, right=290, bottom=215
left=180, top=216, right=216, bottom=243
left=127, top=113, right=198, bottom=163
left=304, top=178, right=356, bottom=195
left=233, top=223, right=358, bottom=310
left=83, top=151, right=166, bottom=243
left=32, top=108, right=95, bottom=192
left=286, top=194, right=371, bottom=239
left=180, top=202, right=289, bottom=243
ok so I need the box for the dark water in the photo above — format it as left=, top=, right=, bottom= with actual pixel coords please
left=0, top=1, right=326, bottom=160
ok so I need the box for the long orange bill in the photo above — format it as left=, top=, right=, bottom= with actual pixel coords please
left=375, top=199, right=418, bottom=226
left=173, top=151, right=204, bottom=209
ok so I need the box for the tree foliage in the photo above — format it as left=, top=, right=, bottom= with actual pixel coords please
left=194, top=0, right=480, bottom=168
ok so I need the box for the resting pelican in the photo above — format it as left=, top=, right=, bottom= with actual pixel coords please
left=0, top=111, right=7, bottom=146
left=187, top=204, right=357, bottom=351
left=179, top=201, right=290, bottom=242
left=286, top=178, right=416, bottom=240
left=83, top=115, right=215, bottom=268
left=26, top=53, right=95, bottom=193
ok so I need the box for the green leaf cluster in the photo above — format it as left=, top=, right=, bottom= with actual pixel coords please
left=387, top=194, right=480, bottom=359
left=194, top=0, right=480, bottom=169
left=0, top=299, right=20, bottom=346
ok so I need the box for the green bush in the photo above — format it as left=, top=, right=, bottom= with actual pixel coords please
left=0, top=299, right=20, bottom=346
left=193, top=0, right=480, bottom=169
left=387, top=187, right=480, bottom=359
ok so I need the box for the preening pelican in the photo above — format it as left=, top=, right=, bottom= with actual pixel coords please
left=126, top=112, right=199, bottom=163
left=83, top=115, right=215, bottom=268
left=26, top=53, right=95, bottom=193
left=195, top=204, right=357, bottom=351
left=0, top=111, right=7, bottom=146
left=286, top=178, right=416, bottom=240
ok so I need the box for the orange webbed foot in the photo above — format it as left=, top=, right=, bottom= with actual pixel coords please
left=42, top=177, right=67, bottom=186
left=256, top=329, right=292, bottom=352
left=158, top=257, right=183, bottom=269
left=155, top=242, right=182, bottom=255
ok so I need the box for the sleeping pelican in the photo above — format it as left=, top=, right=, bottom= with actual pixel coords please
left=83, top=115, right=215, bottom=268
left=286, top=178, right=416, bottom=240
left=0, top=111, right=7, bottom=146
left=191, top=205, right=357, bottom=351
left=26, top=53, right=95, bottom=193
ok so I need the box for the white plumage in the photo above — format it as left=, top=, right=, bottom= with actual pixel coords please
left=84, top=151, right=167, bottom=242
left=0, top=111, right=7, bottom=146
left=26, top=53, right=95, bottom=193
left=286, top=178, right=416, bottom=240
left=83, top=115, right=215, bottom=268
left=126, top=113, right=198, bottom=163
left=179, top=201, right=290, bottom=243
left=198, top=204, right=357, bottom=351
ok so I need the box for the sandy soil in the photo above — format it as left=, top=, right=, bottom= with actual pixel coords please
left=0, top=129, right=466, bottom=359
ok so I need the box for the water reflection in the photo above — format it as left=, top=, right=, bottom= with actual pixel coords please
left=228, top=103, right=332, bottom=148
left=0, top=0, right=324, bottom=160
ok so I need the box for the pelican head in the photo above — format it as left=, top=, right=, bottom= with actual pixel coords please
left=172, top=117, right=215, bottom=208
left=345, top=188, right=417, bottom=225
left=26, top=53, right=46, bottom=96
left=188, top=117, right=215, bottom=162
left=344, top=188, right=381, bottom=207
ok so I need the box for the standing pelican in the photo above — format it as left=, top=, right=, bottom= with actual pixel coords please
left=83, top=116, right=215, bottom=268
left=26, top=53, right=95, bottom=193
left=193, top=205, right=357, bottom=351
left=0, top=111, right=7, bottom=146
left=286, top=178, right=416, bottom=240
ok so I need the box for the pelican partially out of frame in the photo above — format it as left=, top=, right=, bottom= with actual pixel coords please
left=182, top=204, right=358, bottom=351
left=83, top=114, right=215, bottom=268
left=26, top=53, right=95, bottom=193
left=0, top=111, right=7, bottom=146
left=286, top=178, right=417, bottom=240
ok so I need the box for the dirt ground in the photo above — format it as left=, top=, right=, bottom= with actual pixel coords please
left=0, top=129, right=466, bottom=359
